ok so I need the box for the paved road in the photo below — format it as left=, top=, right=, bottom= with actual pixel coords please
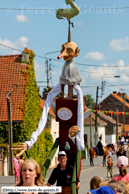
left=0, top=155, right=118, bottom=194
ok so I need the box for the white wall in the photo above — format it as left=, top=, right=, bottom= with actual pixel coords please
left=105, top=134, right=116, bottom=145
left=50, top=117, right=59, bottom=168
left=84, top=125, right=106, bottom=148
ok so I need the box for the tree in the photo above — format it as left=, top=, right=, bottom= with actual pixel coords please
left=21, top=49, right=53, bottom=162
left=84, top=94, right=95, bottom=108
left=0, top=49, right=53, bottom=165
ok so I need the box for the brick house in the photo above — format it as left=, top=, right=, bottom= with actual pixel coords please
left=98, top=91, right=129, bottom=134
left=84, top=110, right=107, bottom=147
left=97, top=112, right=122, bottom=135
left=0, top=53, right=59, bottom=173
left=0, top=54, right=27, bottom=124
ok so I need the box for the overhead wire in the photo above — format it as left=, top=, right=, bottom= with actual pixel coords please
left=1, top=6, right=129, bottom=11
left=1, top=43, right=129, bottom=69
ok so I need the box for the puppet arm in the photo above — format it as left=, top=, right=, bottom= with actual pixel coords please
left=25, top=83, right=61, bottom=149
left=68, top=85, right=85, bottom=151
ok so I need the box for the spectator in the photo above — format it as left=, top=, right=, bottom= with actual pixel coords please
left=90, top=176, right=101, bottom=190
left=45, top=151, right=80, bottom=192
left=121, top=181, right=129, bottom=193
left=13, top=156, right=20, bottom=184
left=112, top=156, right=129, bottom=182
left=107, top=153, right=114, bottom=180
left=89, top=185, right=115, bottom=194
left=108, top=180, right=127, bottom=194
left=18, top=155, right=25, bottom=169
left=17, top=158, right=43, bottom=186
left=99, top=180, right=109, bottom=187
left=8, top=158, right=44, bottom=194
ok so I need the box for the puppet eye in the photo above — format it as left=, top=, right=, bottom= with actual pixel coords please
left=67, top=48, right=73, bottom=54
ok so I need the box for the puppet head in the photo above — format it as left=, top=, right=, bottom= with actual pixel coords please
left=57, top=41, right=80, bottom=61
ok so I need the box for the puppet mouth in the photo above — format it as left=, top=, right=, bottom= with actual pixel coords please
left=63, top=56, right=70, bottom=60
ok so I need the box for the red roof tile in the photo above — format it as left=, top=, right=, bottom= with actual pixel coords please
left=111, top=93, right=129, bottom=108
left=0, top=54, right=27, bottom=122
left=121, top=125, right=129, bottom=132
left=40, top=99, right=55, bottom=117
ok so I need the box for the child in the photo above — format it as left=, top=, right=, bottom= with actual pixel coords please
left=107, top=153, right=114, bottom=180
left=18, top=155, right=25, bottom=170
left=13, top=157, right=20, bottom=184
left=90, top=176, right=101, bottom=190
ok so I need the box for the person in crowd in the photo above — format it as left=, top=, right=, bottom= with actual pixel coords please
left=17, top=158, right=43, bottom=186
left=107, top=153, right=114, bottom=180
left=90, top=176, right=101, bottom=190
left=13, top=156, right=20, bottom=184
left=87, top=185, right=115, bottom=194
left=112, top=156, right=129, bottom=182
left=8, top=158, right=44, bottom=194
left=96, top=136, right=104, bottom=156
left=18, top=155, right=25, bottom=169
left=45, top=151, right=80, bottom=191
left=118, top=137, right=122, bottom=146
left=121, top=181, right=129, bottom=192
left=108, top=180, right=127, bottom=194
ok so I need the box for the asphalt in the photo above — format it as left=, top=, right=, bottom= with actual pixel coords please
left=0, top=155, right=117, bottom=193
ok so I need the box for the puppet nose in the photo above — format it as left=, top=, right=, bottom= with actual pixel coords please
left=57, top=52, right=68, bottom=59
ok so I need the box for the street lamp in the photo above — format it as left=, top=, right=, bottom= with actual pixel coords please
left=45, top=50, right=60, bottom=91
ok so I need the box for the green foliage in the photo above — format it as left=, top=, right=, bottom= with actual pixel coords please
left=0, top=49, right=53, bottom=165
left=0, top=143, right=9, bottom=156
left=43, top=87, right=53, bottom=93
left=0, top=123, right=8, bottom=143
left=84, top=94, right=95, bottom=108
left=21, top=50, right=53, bottom=165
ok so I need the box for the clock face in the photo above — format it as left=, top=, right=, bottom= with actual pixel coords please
left=57, top=107, right=73, bottom=121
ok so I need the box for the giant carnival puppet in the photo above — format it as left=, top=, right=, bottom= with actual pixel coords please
left=12, top=1, right=91, bottom=193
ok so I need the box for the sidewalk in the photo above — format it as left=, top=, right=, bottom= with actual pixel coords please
left=0, top=155, right=117, bottom=193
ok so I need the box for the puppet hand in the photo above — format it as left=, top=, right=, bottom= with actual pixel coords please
left=11, top=143, right=28, bottom=157
left=69, top=126, right=80, bottom=137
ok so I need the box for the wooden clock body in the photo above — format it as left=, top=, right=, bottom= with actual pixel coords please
left=56, top=98, right=78, bottom=166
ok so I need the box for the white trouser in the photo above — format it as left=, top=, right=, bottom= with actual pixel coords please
left=25, top=83, right=84, bottom=151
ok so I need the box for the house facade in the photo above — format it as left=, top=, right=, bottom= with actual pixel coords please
left=84, top=112, right=107, bottom=148
left=98, top=92, right=129, bottom=127
left=97, top=112, right=122, bottom=136
left=40, top=99, right=59, bottom=168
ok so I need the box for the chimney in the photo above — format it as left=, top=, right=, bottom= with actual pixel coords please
left=113, top=91, right=117, bottom=94
left=42, top=92, right=49, bottom=100
left=22, top=48, right=29, bottom=63
left=117, top=92, right=122, bottom=98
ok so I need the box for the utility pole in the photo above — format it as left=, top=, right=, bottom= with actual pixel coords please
left=123, top=93, right=125, bottom=135
left=7, top=92, right=13, bottom=176
left=95, top=86, right=99, bottom=146
left=116, top=108, right=119, bottom=143
left=7, top=84, right=19, bottom=176
left=46, top=59, right=50, bottom=91
left=45, top=50, right=60, bottom=92
left=90, top=114, right=92, bottom=148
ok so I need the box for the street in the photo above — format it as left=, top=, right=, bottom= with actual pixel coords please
left=0, top=155, right=120, bottom=194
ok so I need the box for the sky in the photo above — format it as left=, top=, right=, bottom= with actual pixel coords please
left=1, top=0, right=129, bottom=104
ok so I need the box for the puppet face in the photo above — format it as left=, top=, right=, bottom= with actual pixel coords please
left=57, top=41, right=80, bottom=61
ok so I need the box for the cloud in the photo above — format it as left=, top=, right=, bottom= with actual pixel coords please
left=16, top=14, right=30, bottom=22
left=80, top=59, right=128, bottom=87
left=0, top=36, right=28, bottom=54
left=109, top=37, right=129, bottom=51
left=75, top=22, right=84, bottom=27
left=85, top=52, right=106, bottom=61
